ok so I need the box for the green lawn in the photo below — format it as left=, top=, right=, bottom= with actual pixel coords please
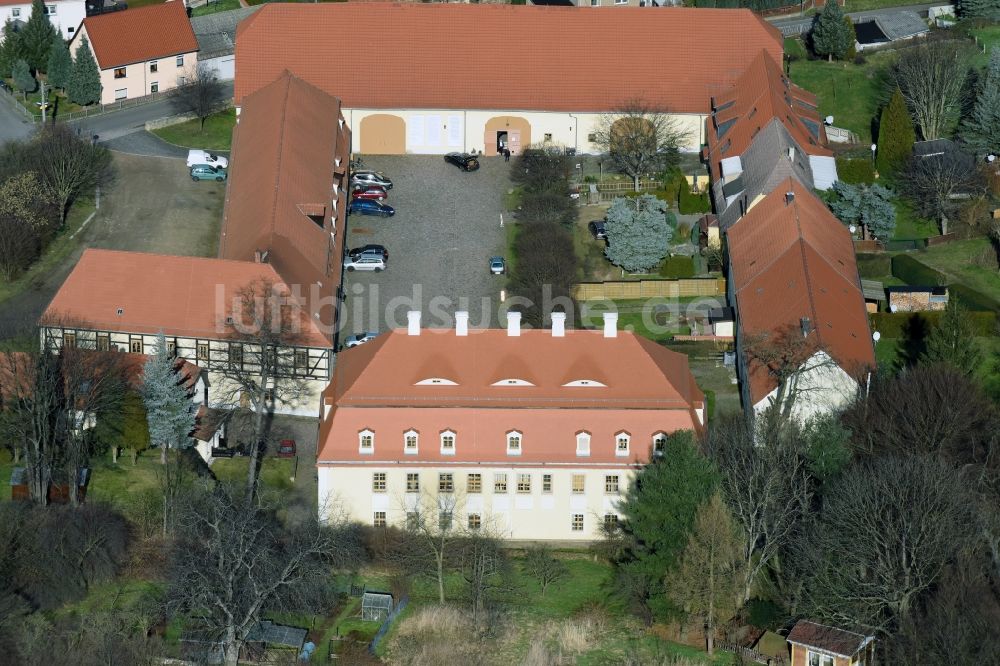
left=2, top=82, right=87, bottom=119
left=124, top=0, right=166, bottom=7
left=787, top=46, right=892, bottom=143
left=0, top=196, right=96, bottom=309
left=893, top=197, right=939, bottom=240
left=151, top=108, right=237, bottom=151
left=192, top=0, right=242, bottom=16
left=971, top=24, right=1000, bottom=53
left=914, top=238, right=1000, bottom=303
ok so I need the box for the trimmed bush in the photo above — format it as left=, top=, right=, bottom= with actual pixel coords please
left=659, top=255, right=696, bottom=278
left=856, top=253, right=891, bottom=278
left=835, top=157, right=875, bottom=185
left=678, top=186, right=711, bottom=214
left=949, top=283, right=1000, bottom=312
left=870, top=311, right=998, bottom=337
left=891, top=254, right=945, bottom=285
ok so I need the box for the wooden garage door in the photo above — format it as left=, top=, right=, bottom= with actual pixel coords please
left=360, top=114, right=405, bottom=154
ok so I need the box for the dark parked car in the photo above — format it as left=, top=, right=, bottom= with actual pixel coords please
left=444, top=152, right=480, bottom=172
left=276, top=439, right=296, bottom=458
left=588, top=219, right=608, bottom=240
left=351, top=185, right=388, bottom=202
left=349, top=244, right=389, bottom=260
left=348, top=199, right=395, bottom=217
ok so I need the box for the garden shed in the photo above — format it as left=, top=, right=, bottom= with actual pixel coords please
left=361, top=591, right=394, bottom=622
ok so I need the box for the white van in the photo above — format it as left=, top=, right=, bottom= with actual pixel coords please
left=187, top=150, right=228, bottom=169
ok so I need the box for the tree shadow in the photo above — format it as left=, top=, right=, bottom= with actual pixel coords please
left=894, top=312, right=930, bottom=370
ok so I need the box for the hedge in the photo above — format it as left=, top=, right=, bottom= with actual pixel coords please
left=949, top=283, right=1000, bottom=313
left=890, top=254, right=945, bottom=285
left=836, top=157, right=876, bottom=185
left=869, top=311, right=998, bottom=337
left=856, top=253, right=891, bottom=278
left=678, top=187, right=711, bottom=214
left=659, top=255, right=696, bottom=278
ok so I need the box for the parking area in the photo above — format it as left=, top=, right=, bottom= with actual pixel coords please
left=339, top=155, right=511, bottom=337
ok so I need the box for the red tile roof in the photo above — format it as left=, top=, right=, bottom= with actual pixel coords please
left=707, top=50, right=830, bottom=180
left=318, top=327, right=705, bottom=464
left=78, top=0, right=198, bottom=69
left=234, top=5, right=783, bottom=113
left=42, top=249, right=331, bottom=348
left=220, top=71, right=349, bottom=336
left=787, top=621, right=873, bottom=658
left=726, top=181, right=875, bottom=404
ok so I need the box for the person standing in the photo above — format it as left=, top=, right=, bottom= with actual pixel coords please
left=503, top=147, right=511, bottom=162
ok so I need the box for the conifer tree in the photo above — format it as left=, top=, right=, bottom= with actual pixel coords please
left=19, top=0, right=57, bottom=72
left=963, top=48, right=1000, bottom=157
left=812, top=2, right=853, bottom=62
left=877, top=87, right=916, bottom=177
left=68, top=36, right=101, bottom=106
left=46, top=33, right=71, bottom=91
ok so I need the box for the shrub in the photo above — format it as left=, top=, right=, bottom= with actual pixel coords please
left=835, top=157, right=876, bottom=185
left=659, top=255, right=696, bottom=278
left=869, top=311, right=998, bottom=337
left=949, top=283, right=1000, bottom=312
left=678, top=186, right=711, bottom=214
left=856, top=253, right=891, bottom=278
left=891, top=254, right=946, bottom=285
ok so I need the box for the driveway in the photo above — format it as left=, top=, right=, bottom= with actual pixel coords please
left=0, top=152, right=225, bottom=339
left=339, top=155, right=510, bottom=339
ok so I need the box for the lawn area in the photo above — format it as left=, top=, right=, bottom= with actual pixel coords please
left=578, top=298, right=697, bottom=342
left=893, top=197, right=939, bottom=240
left=2, top=82, right=87, bottom=119
left=971, top=24, right=1000, bottom=53
left=125, top=0, right=166, bottom=7
left=787, top=45, right=892, bottom=143
left=914, top=238, right=1000, bottom=303
left=873, top=335, right=1000, bottom=378
left=0, top=196, right=96, bottom=308
left=192, top=0, right=241, bottom=16
left=151, top=108, right=237, bottom=151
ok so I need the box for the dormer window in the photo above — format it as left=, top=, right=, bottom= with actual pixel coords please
left=615, top=432, right=630, bottom=457
left=576, top=432, right=591, bottom=457
left=652, top=432, right=668, bottom=457
left=440, top=430, right=456, bottom=455
left=404, top=429, right=418, bottom=455
left=358, top=429, right=374, bottom=454
left=506, top=431, right=522, bottom=456
left=415, top=377, right=458, bottom=386
left=492, top=378, right=534, bottom=387
left=562, top=379, right=607, bottom=388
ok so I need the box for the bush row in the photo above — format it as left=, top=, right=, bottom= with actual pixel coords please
left=835, top=157, right=876, bottom=185
left=870, top=311, right=998, bottom=337
left=890, top=254, right=945, bottom=285
left=856, top=253, right=891, bottom=278
left=658, top=255, right=696, bottom=279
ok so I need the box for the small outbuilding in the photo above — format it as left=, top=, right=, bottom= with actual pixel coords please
left=787, top=619, right=875, bottom=666
left=361, top=591, right=394, bottom=622
left=886, top=286, right=948, bottom=313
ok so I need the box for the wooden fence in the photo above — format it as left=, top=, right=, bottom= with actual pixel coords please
left=573, top=278, right=726, bottom=301
left=716, top=640, right=788, bottom=665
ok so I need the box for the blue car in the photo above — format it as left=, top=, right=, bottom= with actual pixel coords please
left=348, top=199, right=395, bottom=217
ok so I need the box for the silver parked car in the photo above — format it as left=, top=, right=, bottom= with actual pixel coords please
left=344, top=254, right=386, bottom=272
left=351, top=171, right=393, bottom=190
left=344, top=332, right=379, bottom=348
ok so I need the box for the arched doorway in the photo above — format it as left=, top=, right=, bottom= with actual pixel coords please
left=483, top=116, right=531, bottom=157
left=360, top=114, right=406, bottom=154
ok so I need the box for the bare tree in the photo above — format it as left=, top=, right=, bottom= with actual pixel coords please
left=457, top=532, right=511, bottom=625
left=592, top=99, right=686, bottom=191
left=704, top=413, right=810, bottom=604
left=891, top=39, right=973, bottom=141
left=400, top=487, right=470, bottom=605
left=167, top=486, right=350, bottom=666
left=170, top=64, right=228, bottom=131
left=215, top=279, right=313, bottom=507
left=795, top=455, right=972, bottom=634
left=522, top=544, right=568, bottom=597
left=29, top=123, right=114, bottom=225
left=899, top=148, right=987, bottom=234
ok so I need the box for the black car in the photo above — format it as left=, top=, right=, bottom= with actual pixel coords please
left=349, top=244, right=389, bottom=260
left=588, top=219, right=608, bottom=240
left=444, top=152, right=480, bottom=172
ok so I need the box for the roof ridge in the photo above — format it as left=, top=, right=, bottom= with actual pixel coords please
left=792, top=185, right=821, bottom=340
left=267, top=73, right=295, bottom=244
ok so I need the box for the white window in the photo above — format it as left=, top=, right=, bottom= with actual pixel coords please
left=653, top=432, right=668, bottom=456
left=406, top=473, right=419, bottom=493
left=176, top=54, right=184, bottom=67
left=440, top=430, right=456, bottom=455
left=542, top=474, right=552, bottom=493
left=616, top=432, right=630, bottom=457
left=373, top=511, right=386, bottom=527
left=615, top=0, right=627, bottom=4
left=571, top=474, right=585, bottom=495
left=114, top=88, right=127, bottom=100
left=438, top=473, right=454, bottom=493
left=358, top=429, right=374, bottom=454
left=467, top=473, right=482, bottom=493
left=150, top=82, right=158, bottom=94
left=576, top=432, right=591, bottom=457
left=67, top=26, right=74, bottom=33
left=605, top=475, right=620, bottom=494
left=807, top=653, right=834, bottom=666
left=506, top=430, right=522, bottom=456
left=468, top=513, right=481, bottom=530
left=372, top=472, right=386, bottom=493
left=404, top=429, right=418, bottom=454
left=571, top=514, right=584, bottom=531
left=11, top=8, right=20, bottom=17
left=149, top=60, right=158, bottom=73
left=491, top=378, right=534, bottom=386
left=45, top=4, right=56, bottom=15
left=494, top=473, right=508, bottom=493
left=177, top=75, right=186, bottom=86
left=517, top=474, right=531, bottom=494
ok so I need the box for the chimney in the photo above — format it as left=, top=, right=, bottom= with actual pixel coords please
left=407, top=310, right=421, bottom=336
left=800, top=317, right=812, bottom=337
left=785, top=191, right=795, bottom=205
left=603, top=312, right=618, bottom=338
left=455, top=311, right=469, bottom=337
left=551, top=312, right=566, bottom=337
left=506, top=311, right=521, bottom=337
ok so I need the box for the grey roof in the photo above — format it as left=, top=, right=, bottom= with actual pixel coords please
left=191, top=6, right=261, bottom=60
left=245, top=621, right=307, bottom=648
left=860, top=279, right=886, bottom=302
left=875, top=11, right=929, bottom=41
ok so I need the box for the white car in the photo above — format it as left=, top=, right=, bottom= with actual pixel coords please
left=344, top=332, right=378, bottom=348
left=344, top=255, right=385, bottom=272
left=187, top=149, right=229, bottom=169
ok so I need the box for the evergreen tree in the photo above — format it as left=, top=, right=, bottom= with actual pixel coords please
left=68, top=36, right=101, bottom=106
left=843, top=16, right=857, bottom=61
left=12, top=58, right=36, bottom=95
left=877, top=87, right=916, bottom=177
left=811, top=1, right=853, bottom=62
left=19, top=0, right=57, bottom=73
left=828, top=181, right=897, bottom=241
left=618, top=431, right=718, bottom=621
left=604, top=194, right=674, bottom=273
left=46, top=33, right=71, bottom=91
left=962, top=48, right=1000, bottom=157
left=0, top=21, right=22, bottom=79
left=956, top=0, right=1000, bottom=20
left=142, top=332, right=195, bottom=465
left=921, top=299, right=983, bottom=376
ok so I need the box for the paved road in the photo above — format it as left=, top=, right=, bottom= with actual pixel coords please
left=0, top=92, right=34, bottom=144
left=771, top=2, right=937, bottom=36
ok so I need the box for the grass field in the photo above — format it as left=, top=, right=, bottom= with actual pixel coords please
left=192, top=0, right=242, bottom=16
left=913, top=238, right=1000, bottom=303
left=971, top=24, right=1000, bottom=53
left=893, top=198, right=939, bottom=240
left=151, top=108, right=236, bottom=151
